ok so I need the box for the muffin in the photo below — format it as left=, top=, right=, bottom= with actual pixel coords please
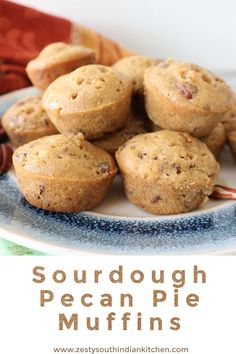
left=151, top=122, right=226, bottom=159
left=226, top=116, right=236, bottom=162
left=113, top=55, right=161, bottom=95
left=144, top=59, right=234, bottom=137
left=42, top=65, right=132, bottom=140
left=227, top=118, right=236, bottom=162
left=13, top=134, right=117, bottom=212
left=26, top=42, right=96, bottom=91
left=2, top=96, right=58, bottom=147
left=222, top=97, right=236, bottom=130
left=116, top=130, right=219, bottom=215
left=93, top=111, right=148, bottom=155
left=201, top=123, right=226, bottom=159
left=221, top=101, right=236, bottom=161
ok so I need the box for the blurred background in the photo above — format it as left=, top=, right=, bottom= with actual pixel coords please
left=14, top=0, right=236, bottom=76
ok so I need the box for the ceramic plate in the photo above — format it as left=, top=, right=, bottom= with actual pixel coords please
left=0, top=86, right=236, bottom=255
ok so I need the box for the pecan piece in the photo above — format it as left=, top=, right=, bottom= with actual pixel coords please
left=39, top=185, right=45, bottom=195
left=137, top=152, right=147, bottom=159
left=172, top=163, right=182, bottom=174
left=152, top=195, right=161, bottom=203
left=178, top=84, right=193, bottom=99
left=210, top=185, right=236, bottom=200
left=98, top=162, right=111, bottom=174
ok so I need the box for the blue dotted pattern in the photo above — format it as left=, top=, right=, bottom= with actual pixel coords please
left=0, top=174, right=236, bottom=254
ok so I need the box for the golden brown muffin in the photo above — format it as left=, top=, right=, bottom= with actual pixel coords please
left=221, top=95, right=236, bottom=129
left=26, top=42, right=96, bottom=91
left=144, top=59, right=234, bottom=137
left=42, top=65, right=132, bottom=140
left=113, top=55, right=161, bottom=94
left=226, top=117, right=236, bottom=162
left=2, top=96, right=58, bottom=147
left=200, top=123, right=226, bottom=159
left=92, top=111, right=148, bottom=155
left=13, top=134, right=117, bottom=212
left=152, top=122, right=226, bottom=159
left=221, top=99, right=236, bottom=161
left=116, top=130, right=219, bottom=215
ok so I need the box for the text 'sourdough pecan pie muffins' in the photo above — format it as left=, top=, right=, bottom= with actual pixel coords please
left=93, top=111, right=148, bottom=155
left=13, top=134, right=117, bottom=212
left=144, top=59, right=234, bottom=137
left=2, top=96, right=58, bottom=147
left=42, top=65, right=132, bottom=140
left=26, top=42, right=96, bottom=91
left=113, top=55, right=161, bottom=95
left=116, top=130, right=219, bottom=215
left=200, top=123, right=226, bottom=159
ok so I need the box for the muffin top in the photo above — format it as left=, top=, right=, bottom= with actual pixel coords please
left=26, top=42, right=95, bottom=69
left=2, top=96, right=57, bottom=133
left=13, top=134, right=117, bottom=180
left=113, top=55, right=161, bottom=93
left=144, top=59, right=234, bottom=113
left=42, top=64, right=132, bottom=113
left=93, top=111, right=148, bottom=154
left=116, top=130, right=219, bottom=181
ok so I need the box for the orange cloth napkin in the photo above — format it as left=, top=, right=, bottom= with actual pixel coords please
left=0, top=0, right=130, bottom=94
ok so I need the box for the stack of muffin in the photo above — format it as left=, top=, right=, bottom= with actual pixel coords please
left=2, top=42, right=235, bottom=215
